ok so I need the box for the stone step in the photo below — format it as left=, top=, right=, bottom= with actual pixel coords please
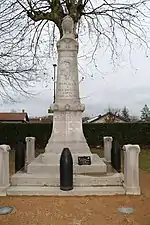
left=7, top=186, right=125, bottom=196
left=11, top=173, right=123, bottom=187
left=27, top=162, right=107, bottom=174
left=41, top=153, right=97, bottom=164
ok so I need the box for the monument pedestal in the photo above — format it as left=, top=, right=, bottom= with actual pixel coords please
left=45, top=111, right=91, bottom=154
left=26, top=153, right=107, bottom=174
left=45, top=112, right=91, bottom=153
left=45, top=139, right=91, bottom=155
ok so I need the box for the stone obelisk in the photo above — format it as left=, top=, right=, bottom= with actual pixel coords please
left=45, top=15, right=91, bottom=154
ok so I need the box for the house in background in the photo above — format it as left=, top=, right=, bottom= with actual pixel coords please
left=29, top=116, right=53, bottom=124
left=0, top=110, right=29, bottom=123
left=85, top=112, right=128, bottom=123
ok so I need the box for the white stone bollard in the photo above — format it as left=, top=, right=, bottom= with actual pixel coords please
left=123, top=144, right=141, bottom=195
left=0, top=144, right=11, bottom=196
left=25, top=137, right=35, bottom=170
left=103, top=136, right=113, bottom=163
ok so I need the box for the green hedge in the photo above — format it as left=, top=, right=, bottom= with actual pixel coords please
left=0, top=123, right=52, bottom=149
left=83, top=123, right=150, bottom=147
left=0, top=123, right=150, bottom=149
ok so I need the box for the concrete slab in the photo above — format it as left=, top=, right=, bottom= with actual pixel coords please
left=0, top=192, right=6, bottom=196
left=7, top=186, right=125, bottom=196
left=0, top=186, right=9, bottom=196
left=27, top=162, right=106, bottom=174
left=11, top=173, right=122, bottom=187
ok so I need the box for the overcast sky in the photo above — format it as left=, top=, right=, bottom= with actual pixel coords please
left=1, top=9, right=150, bottom=118
left=1, top=43, right=150, bottom=119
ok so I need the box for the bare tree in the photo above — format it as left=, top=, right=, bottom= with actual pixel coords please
left=0, top=0, right=150, bottom=100
left=0, top=57, right=40, bottom=101
left=104, top=107, right=121, bottom=123
left=121, top=106, right=130, bottom=121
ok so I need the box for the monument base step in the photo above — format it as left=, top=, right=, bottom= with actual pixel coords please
left=27, top=153, right=107, bottom=174
left=11, top=172, right=123, bottom=187
left=41, top=153, right=94, bottom=164
left=7, top=186, right=125, bottom=196
left=0, top=185, right=10, bottom=196
left=27, top=163, right=106, bottom=174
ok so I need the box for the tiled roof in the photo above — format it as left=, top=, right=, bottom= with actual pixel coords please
left=29, top=117, right=53, bottom=123
left=86, top=112, right=128, bottom=123
left=0, top=113, right=29, bottom=121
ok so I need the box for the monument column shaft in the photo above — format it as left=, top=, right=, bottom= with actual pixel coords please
left=45, top=16, right=91, bottom=154
left=56, top=40, right=80, bottom=104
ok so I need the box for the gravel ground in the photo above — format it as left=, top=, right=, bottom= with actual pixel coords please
left=0, top=171, right=149, bottom=225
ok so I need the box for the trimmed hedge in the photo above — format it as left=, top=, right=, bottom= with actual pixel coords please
left=83, top=123, right=150, bottom=147
left=0, top=123, right=52, bottom=149
left=0, top=123, right=150, bottom=149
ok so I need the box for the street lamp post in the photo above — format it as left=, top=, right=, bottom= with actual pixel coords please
left=52, top=64, right=57, bottom=103
left=79, top=76, right=84, bottom=84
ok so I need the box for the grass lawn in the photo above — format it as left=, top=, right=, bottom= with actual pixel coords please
left=138, top=149, right=150, bottom=171
left=91, top=148, right=150, bottom=172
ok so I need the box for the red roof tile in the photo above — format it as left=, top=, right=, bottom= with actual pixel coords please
left=0, top=113, right=29, bottom=121
left=29, top=117, right=52, bottom=123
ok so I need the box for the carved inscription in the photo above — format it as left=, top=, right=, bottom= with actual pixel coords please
left=56, top=58, right=79, bottom=98
left=59, top=60, right=71, bottom=79
left=57, top=81, right=77, bottom=98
